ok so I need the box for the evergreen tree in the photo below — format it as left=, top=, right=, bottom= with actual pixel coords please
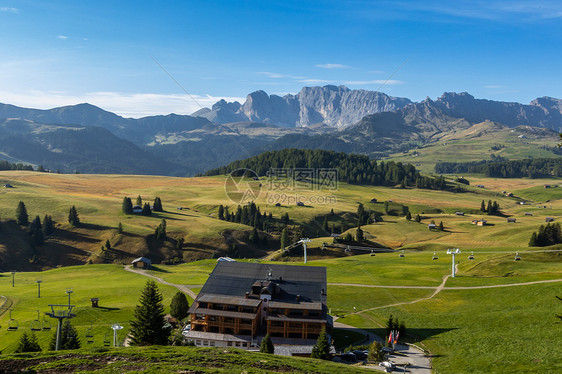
left=280, top=228, right=288, bottom=250
left=68, top=206, right=80, bottom=226
left=153, top=197, right=163, bottom=212
left=42, top=215, right=55, bottom=236
left=176, top=237, right=184, bottom=250
left=259, top=334, right=275, bottom=354
left=155, top=219, right=167, bottom=239
left=310, top=328, right=331, bottom=360
left=28, top=215, right=44, bottom=246
left=406, top=211, right=412, bottom=220
left=356, top=226, right=364, bottom=242
left=122, top=197, right=133, bottom=214
left=322, top=216, right=329, bottom=232
left=486, top=200, right=492, bottom=214
left=129, top=280, right=170, bottom=345
left=117, top=222, right=123, bottom=234
left=438, top=221, right=444, bottom=231
left=367, top=340, right=385, bottom=363
left=141, top=203, right=152, bottom=216
left=414, top=214, right=421, bottom=223
left=249, top=227, right=259, bottom=244
left=218, top=205, right=225, bottom=220
left=16, top=201, right=29, bottom=226
left=384, top=201, right=390, bottom=215
left=15, top=331, right=42, bottom=353
left=170, top=291, right=190, bottom=321
left=281, top=213, right=290, bottom=223
left=529, top=232, right=538, bottom=247
left=136, top=195, right=143, bottom=206
left=49, top=320, right=81, bottom=350
left=105, top=239, right=111, bottom=250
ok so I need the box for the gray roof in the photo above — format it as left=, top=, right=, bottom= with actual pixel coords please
left=197, top=294, right=261, bottom=307
left=197, top=262, right=327, bottom=305
left=187, top=307, right=257, bottom=319
left=132, top=257, right=151, bottom=264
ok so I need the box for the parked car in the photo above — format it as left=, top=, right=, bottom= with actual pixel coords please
left=381, top=346, right=394, bottom=354
left=352, top=350, right=366, bottom=359
left=340, top=352, right=356, bottom=362
left=379, top=360, right=396, bottom=372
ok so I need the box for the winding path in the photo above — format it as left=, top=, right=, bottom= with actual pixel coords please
left=124, top=265, right=198, bottom=299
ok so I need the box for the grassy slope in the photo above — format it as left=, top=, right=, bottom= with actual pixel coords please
left=384, top=121, right=560, bottom=173
left=0, top=346, right=370, bottom=373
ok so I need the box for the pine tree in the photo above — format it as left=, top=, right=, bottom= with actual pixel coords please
left=155, top=219, right=167, bottom=239
left=105, top=239, right=111, bottom=250
left=280, top=228, right=288, bottom=250
left=356, top=226, right=364, bottom=242
left=259, top=333, right=275, bottom=354
left=529, top=232, right=538, bottom=247
left=170, top=291, right=189, bottom=321
left=141, top=203, right=152, bottom=216
left=28, top=215, right=44, bottom=246
left=68, top=206, right=80, bottom=226
left=49, top=320, right=81, bottom=350
left=310, top=328, right=331, bottom=360
left=136, top=195, right=143, bottom=206
left=367, top=340, right=385, bottom=363
left=414, top=214, right=421, bottom=223
left=153, top=197, right=163, bottom=212
left=122, top=197, right=133, bottom=214
left=117, top=222, right=123, bottom=234
left=406, top=211, right=412, bottom=220
left=322, top=216, right=329, bottom=232
left=16, top=201, right=29, bottom=226
left=176, top=237, right=184, bottom=250
left=129, top=280, right=170, bottom=345
left=438, top=221, right=444, bottom=231
left=218, top=205, right=225, bottom=220
left=15, top=331, right=42, bottom=353
left=42, top=215, right=55, bottom=236
left=249, top=227, right=259, bottom=244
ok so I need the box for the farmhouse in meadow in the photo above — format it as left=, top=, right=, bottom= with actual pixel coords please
left=184, top=262, right=331, bottom=354
left=132, top=257, right=151, bottom=269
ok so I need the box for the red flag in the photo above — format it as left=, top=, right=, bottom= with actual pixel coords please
left=393, top=331, right=399, bottom=344
left=387, top=332, right=392, bottom=343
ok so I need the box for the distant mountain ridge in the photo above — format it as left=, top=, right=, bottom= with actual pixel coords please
left=0, top=86, right=560, bottom=175
left=193, top=85, right=412, bottom=128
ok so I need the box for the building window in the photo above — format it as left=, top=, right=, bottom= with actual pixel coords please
left=196, top=340, right=201, bottom=345
left=203, top=341, right=209, bottom=346
left=210, top=341, right=215, bottom=346
left=235, top=342, right=241, bottom=347
left=227, top=341, right=233, bottom=346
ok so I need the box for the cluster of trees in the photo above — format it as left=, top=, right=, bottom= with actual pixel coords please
left=435, top=157, right=562, bottom=178
left=0, top=160, right=34, bottom=171
left=480, top=200, right=501, bottom=215
left=122, top=196, right=163, bottom=215
left=14, top=320, right=81, bottom=353
left=15, top=201, right=56, bottom=247
left=415, top=175, right=447, bottom=190
left=218, top=202, right=280, bottom=231
left=529, top=223, right=562, bottom=247
left=205, top=148, right=421, bottom=187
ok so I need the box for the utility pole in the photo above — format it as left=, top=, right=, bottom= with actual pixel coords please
left=446, top=248, right=461, bottom=277
left=298, top=238, right=311, bottom=264
left=36, top=280, right=42, bottom=298
left=11, top=270, right=15, bottom=287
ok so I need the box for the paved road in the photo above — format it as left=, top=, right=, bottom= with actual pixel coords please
left=124, top=265, right=198, bottom=299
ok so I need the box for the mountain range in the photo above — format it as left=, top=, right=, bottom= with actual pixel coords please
left=0, top=86, right=560, bottom=175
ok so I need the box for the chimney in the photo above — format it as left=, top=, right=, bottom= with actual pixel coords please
left=296, top=294, right=301, bottom=302
left=245, top=292, right=249, bottom=299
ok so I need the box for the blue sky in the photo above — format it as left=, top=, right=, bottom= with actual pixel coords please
left=0, top=0, right=561, bottom=117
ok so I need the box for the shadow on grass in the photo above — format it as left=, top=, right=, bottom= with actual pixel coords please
left=95, top=306, right=121, bottom=312
left=148, top=265, right=170, bottom=273
left=79, top=223, right=115, bottom=231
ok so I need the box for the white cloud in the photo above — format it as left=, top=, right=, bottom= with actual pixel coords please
left=57, top=35, right=68, bottom=40
left=345, top=79, right=403, bottom=85
left=0, top=7, right=18, bottom=13
left=257, top=71, right=304, bottom=79
left=297, top=79, right=334, bottom=84
left=315, top=63, right=350, bottom=69
left=0, top=90, right=246, bottom=118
